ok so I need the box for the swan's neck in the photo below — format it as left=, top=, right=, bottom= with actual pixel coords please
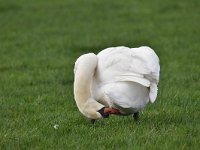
left=74, top=54, right=104, bottom=118
left=74, top=67, right=93, bottom=106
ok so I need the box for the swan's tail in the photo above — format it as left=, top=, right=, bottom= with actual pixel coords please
left=149, top=82, right=158, bottom=103
left=145, top=73, right=159, bottom=103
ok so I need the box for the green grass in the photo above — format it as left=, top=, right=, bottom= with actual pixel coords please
left=0, top=0, right=200, bottom=149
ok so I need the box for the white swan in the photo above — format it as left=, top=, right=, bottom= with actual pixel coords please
left=74, top=46, right=160, bottom=122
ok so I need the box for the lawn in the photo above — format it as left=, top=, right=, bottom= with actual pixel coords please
left=0, top=0, right=199, bottom=149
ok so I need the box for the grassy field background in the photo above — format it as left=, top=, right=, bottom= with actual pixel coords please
left=0, top=0, right=200, bottom=149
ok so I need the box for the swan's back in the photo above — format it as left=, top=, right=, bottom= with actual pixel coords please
left=96, top=46, right=159, bottom=84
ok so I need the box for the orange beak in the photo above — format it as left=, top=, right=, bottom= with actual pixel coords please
left=104, top=107, right=120, bottom=114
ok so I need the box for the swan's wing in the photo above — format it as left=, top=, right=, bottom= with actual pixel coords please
left=114, top=73, right=151, bottom=87
left=97, top=46, right=160, bottom=103
left=131, top=46, right=160, bottom=103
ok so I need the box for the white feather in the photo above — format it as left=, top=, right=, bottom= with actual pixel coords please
left=74, top=46, right=160, bottom=117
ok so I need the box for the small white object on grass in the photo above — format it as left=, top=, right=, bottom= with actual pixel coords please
left=53, top=124, right=59, bottom=129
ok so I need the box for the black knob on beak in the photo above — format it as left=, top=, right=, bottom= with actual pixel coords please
left=97, top=107, right=109, bottom=118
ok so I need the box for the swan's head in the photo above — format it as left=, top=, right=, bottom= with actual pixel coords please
left=97, top=107, right=121, bottom=118
left=79, top=98, right=120, bottom=119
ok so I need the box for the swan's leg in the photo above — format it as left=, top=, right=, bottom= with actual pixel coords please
left=133, top=112, right=139, bottom=123
left=90, top=119, right=96, bottom=124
